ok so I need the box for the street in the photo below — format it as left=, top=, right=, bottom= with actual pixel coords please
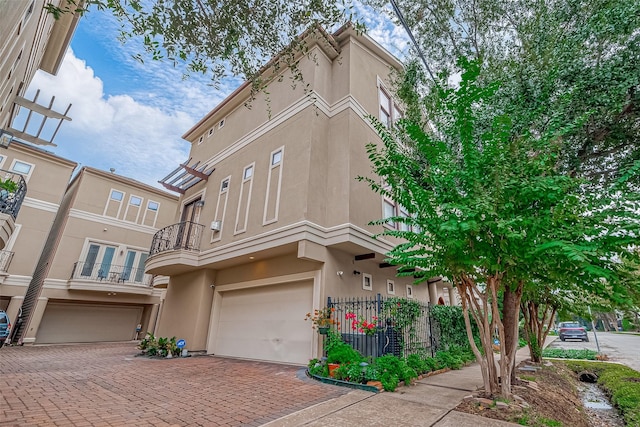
left=547, top=331, right=640, bottom=371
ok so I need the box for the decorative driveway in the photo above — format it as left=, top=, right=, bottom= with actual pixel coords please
left=0, top=343, right=348, bottom=426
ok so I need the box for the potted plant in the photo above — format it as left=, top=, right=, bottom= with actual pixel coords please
left=326, top=340, right=363, bottom=378
left=0, top=178, right=18, bottom=200
left=304, top=307, right=339, bottom=334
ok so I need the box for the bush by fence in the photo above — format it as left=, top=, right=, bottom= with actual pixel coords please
left=327, top=294, right=475, bottom=359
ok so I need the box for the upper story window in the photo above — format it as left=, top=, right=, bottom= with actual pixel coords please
left=11, top=160, right=32, bottom=175
left=208, top=127, right=215, bottom=136
left=10, top=159, right=34, bottom=181
left=243, top=165, right=253, bottom=180
left=221, top=178, right=230, bottom=192
left=379, top=85, right=402, bottom=128
left=110, top=190, right=124, bottom=201
left=23, top=1, right=34, bottom=27
left=198, top=136, right=204, bottom=145
left=271, top=150, right=282, bottom=166
left=129, top=196, right=142, bottom=206
left=147, top=201, right=159, bottom=211
left=219, top=119, right=225, bottom=129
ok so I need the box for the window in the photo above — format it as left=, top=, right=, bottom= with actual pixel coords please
left=406, top=285, right=414, bottom=299
left=11, top=160, right=32, bottom=175
left=129, top=196, right=142, bottom=206
left=219, top=119, right=225, bottom=129
left=387, top=279, right=395, bottom=295
left=399, top=206, right=411, bottom=232
left=80, top=243, right=117, bottom=279
left=272, top=150, right=282, bottom=166
left=243, top=165, right=253, bottom=180
left=110, top=190, right=123, bottom=201
left=379, top=88, right=392, bottom=127
left=208, top=127, right=214, bottom=136
left=23, top=1, right=34, bottom=27
left=383, top=199, right=396, bottom=225
left=147, top=201, right=159, bottom=211
left=198, top=136, right=203, bottom=145
left=362, top=273, right=373, bottom=291
left=221, top=179, right=229, bottom=192
left=378, top=85, right=402, bottom=127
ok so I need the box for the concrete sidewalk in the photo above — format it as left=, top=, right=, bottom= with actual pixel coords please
left=262, top=341, right=554, bottom=427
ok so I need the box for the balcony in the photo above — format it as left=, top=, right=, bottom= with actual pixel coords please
left=0, top=172, right=27, bottom=250
left=68, top=261, right=154, bottom=295
left=150, top=221, right=204, bottom=255
left=145, top=221, right=204, bottom=275
left=0, top=171, right=27, bottom=219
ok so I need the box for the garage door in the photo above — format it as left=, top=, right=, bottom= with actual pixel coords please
left=214, top=280, right=313, bottom=365
left=36, top=303, right=143, bottom=344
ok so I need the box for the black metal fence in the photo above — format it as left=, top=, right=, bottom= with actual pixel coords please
left=327, top=294, right=437, bottom=359
left=149, top=221, right=204, bottom=255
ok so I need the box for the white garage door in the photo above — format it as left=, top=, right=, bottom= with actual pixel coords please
left=36, top=303, right=143, bottom=344
left=214, top=280, right=313, bottom=365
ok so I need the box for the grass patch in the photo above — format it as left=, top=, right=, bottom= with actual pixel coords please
left=539, top=418, right=562, bottom=427
left=564, top=361, right=640, bottom=426
left=542, top=348, right=597, bottom=360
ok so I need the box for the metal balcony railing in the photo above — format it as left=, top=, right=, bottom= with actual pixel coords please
left=149, top=221, right=204, bottom=255
left=0, top=171, right=27, bottom=219
left=70, top=261, right=153, bottom=286
left=0, top=249, right=14, bottom=272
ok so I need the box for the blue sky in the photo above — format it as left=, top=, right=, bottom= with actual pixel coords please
left=17, top=4, right=409, bottom=189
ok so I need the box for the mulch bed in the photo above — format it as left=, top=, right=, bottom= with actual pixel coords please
left=455, top=360, right=591, bottom=427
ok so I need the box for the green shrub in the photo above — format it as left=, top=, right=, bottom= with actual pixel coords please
left=374, top=355, right=417, bottom=390
left=406, top=353, right=428, bottom=374
left=363, top=364, right=380, bottom=382
left=327, top=342, right=363, bottom=364
left=565, top=361, right=640, bottom=426
left=380, top=371, right=399, bottom=391
left=542, top=348, right=597, bottom=360
left=138, top=333, right=179, bottom=357
left=308, top=358, right=327, bottom=377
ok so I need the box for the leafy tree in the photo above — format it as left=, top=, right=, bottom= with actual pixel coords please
left=46, top=0, right=359, bottom=95
left=362, top=57, right=639, bottom=397
left=370, top=0, right=640, bottom=184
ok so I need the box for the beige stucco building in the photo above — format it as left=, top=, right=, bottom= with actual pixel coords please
left=147, top=26, right=456, bottom=365
left=0, top=0, right=81, bottom=138
left=0, top=144, right=178, bottom=343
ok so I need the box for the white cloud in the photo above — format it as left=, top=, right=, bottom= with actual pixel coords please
left=19, top=49, right=197, bottom=187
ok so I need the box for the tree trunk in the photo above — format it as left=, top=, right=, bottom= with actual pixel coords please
left=502, top=283, right=522, bottom=384
left=489, top=275, right=521, bottom=399
left=522, top=300, right=557, bottom=363
left=456, top=274, right=499, bottom=395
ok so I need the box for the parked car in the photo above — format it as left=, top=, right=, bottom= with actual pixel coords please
left=0, top=310, right=10, bottom=347
left=558, top=321, right=589, bottom=342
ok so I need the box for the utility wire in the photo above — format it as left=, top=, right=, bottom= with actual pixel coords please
left=388, top=0, right=436, bottom=83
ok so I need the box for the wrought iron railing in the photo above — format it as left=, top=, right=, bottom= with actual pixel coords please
left=70, top=261, right=152, bottom=286
left=0, top=249, right=14, bottom=272
left=327, top=294, right=435, bottom=359
left=149, top=221, right=204, bottom=255
left=0, top=171, right=27, bottom=219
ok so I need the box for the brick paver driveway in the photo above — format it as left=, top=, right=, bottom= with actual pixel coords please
left=0, top=343, right=348, bottom=426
